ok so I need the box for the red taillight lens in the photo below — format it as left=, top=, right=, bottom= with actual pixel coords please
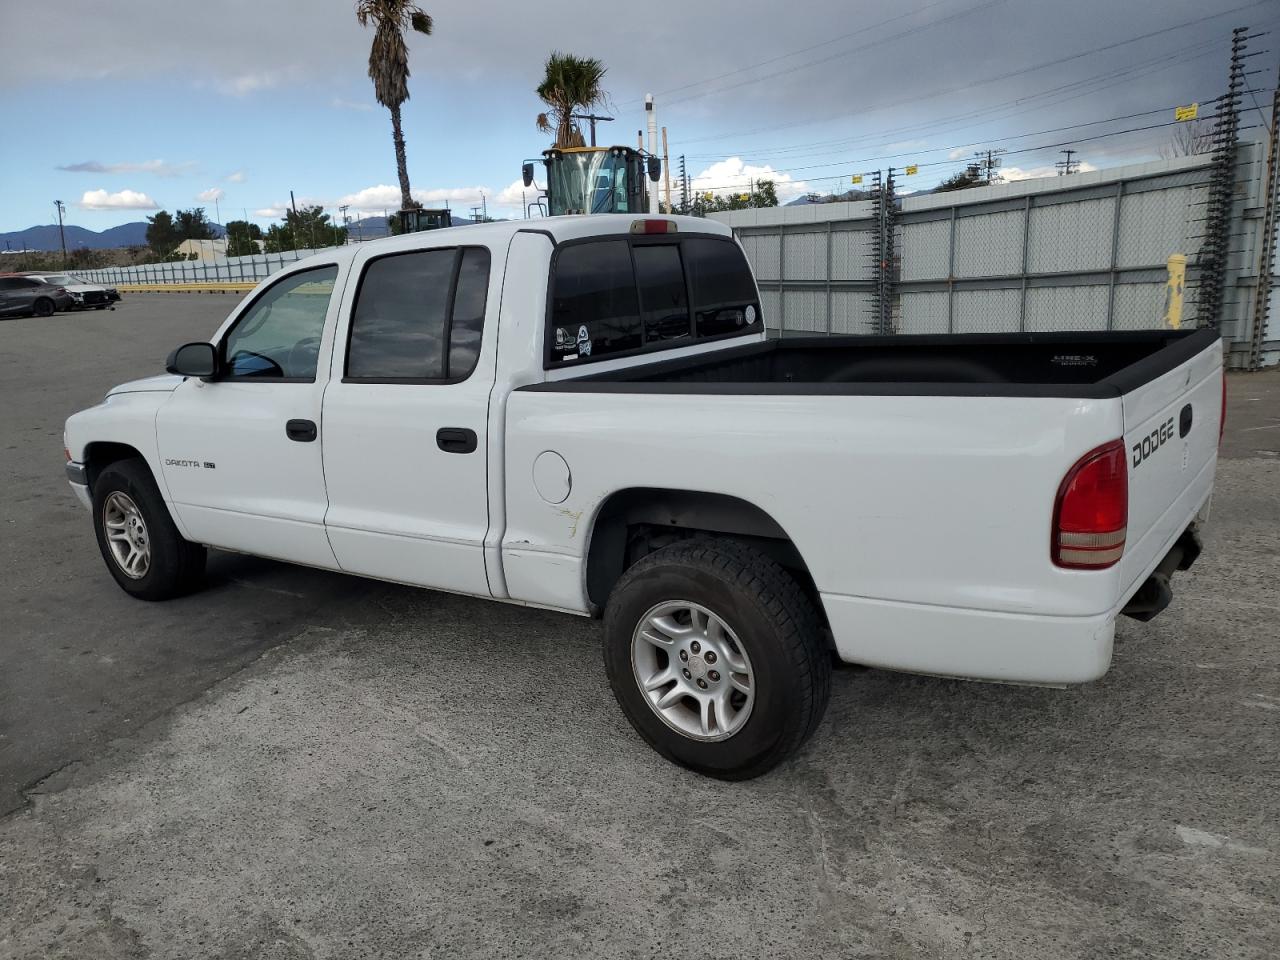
left=1052, top=439, right=1128, bottom=569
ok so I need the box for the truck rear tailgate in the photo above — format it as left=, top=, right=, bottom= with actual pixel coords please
left=1117, top=335, right=1221, bottom=603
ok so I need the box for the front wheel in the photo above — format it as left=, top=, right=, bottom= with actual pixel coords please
left=32, top=298, right=55, bottom=317
left=92, top=458, right=206, bottom=600
left=603, top=539, right=831, bottom=780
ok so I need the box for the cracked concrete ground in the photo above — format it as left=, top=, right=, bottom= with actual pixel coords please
left=2, top=297, right=1278, bottom=958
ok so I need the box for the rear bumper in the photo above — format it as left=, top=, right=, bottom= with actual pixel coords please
left=822, top=592, right=1114, bottom=685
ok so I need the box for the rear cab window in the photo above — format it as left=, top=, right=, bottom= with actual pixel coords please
left=547, top=234, right=760, bottom=367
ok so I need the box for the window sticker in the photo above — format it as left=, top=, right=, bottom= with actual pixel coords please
left=577, top=325, right=593, bottom=357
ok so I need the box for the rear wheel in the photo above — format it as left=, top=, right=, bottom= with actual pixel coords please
left=603, top=539, right=831, bottom=780
left=92, top=458, right=206, bottom=600
left=32, top=298, right=55, bottom=317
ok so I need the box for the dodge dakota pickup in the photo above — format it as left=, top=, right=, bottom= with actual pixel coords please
left=63, top=214, right=1223, bottom=778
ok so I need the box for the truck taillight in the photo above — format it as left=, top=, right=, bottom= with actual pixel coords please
left=1052, top=439, right=1127, bottom=570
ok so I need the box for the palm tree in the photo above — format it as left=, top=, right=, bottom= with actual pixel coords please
left=356, top=0, right=433, bottom=212
left=536, top=52, right=607, bottom=148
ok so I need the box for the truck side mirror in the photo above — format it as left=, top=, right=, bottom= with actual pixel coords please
left=522, top=163, right=535, bottom=188
left=166, top=341, right=218, bottom=379
left=647, top=157, right=661, bottom=182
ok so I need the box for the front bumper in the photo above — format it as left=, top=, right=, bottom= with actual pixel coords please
left=66, top=461, right=91, bottom=509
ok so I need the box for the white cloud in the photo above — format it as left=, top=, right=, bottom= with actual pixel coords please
left=217, top=70, right=287, bottom=96
left=332, top=97, right=376, bottom=112
left=335, top=184, right=496, bottom=220
left=225, top=170, right=247, bottom=184
left=690, top=157, right=808, bottom=202
left=254, top=206, right=288, bottom=219
left=58, top=159, right=193, bottom=177
left=77, top=188, right=159, bottom=210
left=948, top=148, right=969, bottom=161
left=196, top=187, right=225, bottom=203
left=1000, top=161, right=1097, bottom=182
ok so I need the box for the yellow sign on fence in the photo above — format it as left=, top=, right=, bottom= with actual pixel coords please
left=1164, top=254, right=1187, bottom=329
left=850, top=174, right=863, bottom=185
left=1175, top=103, right=1199, bottom=122
left=905, top=164, right=918, bottom=175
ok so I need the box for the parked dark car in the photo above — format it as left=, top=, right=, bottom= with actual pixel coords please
left=24, top=272, right=118, bottom=309
left=0, top=275, right=75, bottom=318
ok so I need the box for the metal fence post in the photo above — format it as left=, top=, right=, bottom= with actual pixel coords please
left=1105, top=180, right=1125, bottom=330
left=825, top=219, right=833, bottom=335
left=778, top=221, right=787, bottom=338
left=1018, top=195, right=1032, bottom=332
left=947, top=204, right=958, bottom=333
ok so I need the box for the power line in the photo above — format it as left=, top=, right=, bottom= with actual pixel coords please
left=685, top=35, right=1228, bottom=161
left=673, top=0, right=1273, bottom=143
left=665, top=0, right=1009, bottom=108
left=624, top=0, right=964, bottom=105
left=686, top=113, right=1246, bottom=193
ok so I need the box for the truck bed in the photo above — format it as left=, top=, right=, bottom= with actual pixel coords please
left=530, top=328, right=1218, bottom=398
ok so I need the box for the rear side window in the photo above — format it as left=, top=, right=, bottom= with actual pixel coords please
left=549, top=240, right=641, bottom=360
left=684, top=238, right=760, bottom=338
left=548, top=235, right=759, bottom=366
left=346, top=246, right=490, bottom=381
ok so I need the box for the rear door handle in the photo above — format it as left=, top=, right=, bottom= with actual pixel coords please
left=436, top=427, right=477, bottom=454
left=286, top=419, right=317, bottom=442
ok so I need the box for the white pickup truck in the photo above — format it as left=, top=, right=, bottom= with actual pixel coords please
left=64, top=214, right=1223, bottom=779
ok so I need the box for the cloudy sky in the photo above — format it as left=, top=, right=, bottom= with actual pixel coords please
left=0, top=0, right=1274, bottom=233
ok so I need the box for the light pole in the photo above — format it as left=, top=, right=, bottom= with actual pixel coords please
left=53, top=200, right=67, bottom=267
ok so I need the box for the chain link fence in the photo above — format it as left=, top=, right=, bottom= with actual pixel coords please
left=66, top=246, right=342, bottom=287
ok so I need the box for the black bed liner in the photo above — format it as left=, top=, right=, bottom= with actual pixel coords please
left=520, top=328, right=1219, bottom=399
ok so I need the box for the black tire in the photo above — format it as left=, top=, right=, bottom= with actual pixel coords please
left=603, top=538, right=831, bottom=780
left=91, top=458, right=206, bottom=601
left=32, top=298, right=55, bottom=317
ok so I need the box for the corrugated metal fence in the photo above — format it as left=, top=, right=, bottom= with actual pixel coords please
left=713, top=144, right=1278, bottom=368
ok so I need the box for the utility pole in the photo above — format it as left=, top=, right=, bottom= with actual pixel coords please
left=339, top=204, right=350, bottom=244
left=571, top=112, right=614, bottom=147
left=1056, top=149, right=1079, bottom=176
left=661, top=126, right=672, bottom=213
left=973, top=148, right=1006, bottom=185
left=53, top=200, right=67, bottom=268
left=289, top=190, right=300, bottom=251
left=482, top=191, right=488, bottom=222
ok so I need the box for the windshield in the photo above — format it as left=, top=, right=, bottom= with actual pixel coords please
left=41, top=275, right=79, bottom=285
left=546, top=150, right=632, bottom=216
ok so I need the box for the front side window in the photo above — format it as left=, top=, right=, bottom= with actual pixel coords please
left=345, top=246, right=490, bottom=381
left=222, top=265, right=337, bottom=379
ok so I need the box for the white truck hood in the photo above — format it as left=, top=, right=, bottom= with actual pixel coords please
left=63, top=283, right=108, bottom=293
left=107, top=374, right=184, bottom=396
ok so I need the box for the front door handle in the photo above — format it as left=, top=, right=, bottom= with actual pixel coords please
left=436, top=427, right=477, bottom=454
left=286, top=419, right=317, bottom=442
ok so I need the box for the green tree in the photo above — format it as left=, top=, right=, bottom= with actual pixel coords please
left=145, top=210, right=178, bottom=258
left=356, top=0, right=434, bottom=212
left=690, top=179, right=780, bottom=215
left=934, top=165, right=984, bottom=193
left=173, top=208, right=213, bottom=241
left=263, top=206, right=348, bottom=252
left=224, top=220, right=263, bottom=257
left=535, top=52, right=606, bottom=148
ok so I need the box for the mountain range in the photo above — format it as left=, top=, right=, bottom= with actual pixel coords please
left=0, top=217, right=398, bottom=252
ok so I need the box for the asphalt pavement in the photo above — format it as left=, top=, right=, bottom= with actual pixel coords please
left=1, top=295, right=1277, bottom=959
